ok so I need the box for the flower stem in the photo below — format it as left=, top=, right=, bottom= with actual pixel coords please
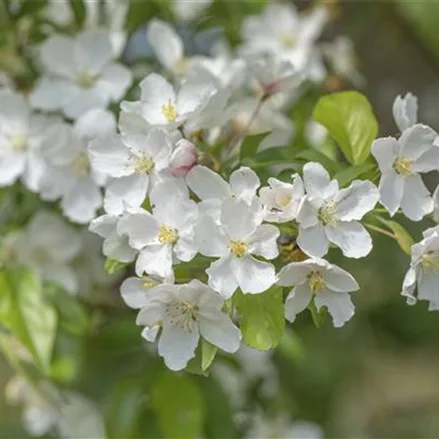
left=364, top=223, right=395, bottom=239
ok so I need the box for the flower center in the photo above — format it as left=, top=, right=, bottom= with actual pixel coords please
left=133, top=153, right=154, bottom=175
left=158, top=224, right=178, bottom=245
left=76, top=71, right=96, bottom=88
left=275, top=192, right=292, bottom=209
left=10, top=134, right=28, bottom=151
left=280, top=33, right=296, bottom=48
left=72, top=152, right=90, bottom=178
left=318, top=202, right=338, bottom=226
left=393, top=158, right=413, bottom=176
left=165, top=300, right=199, bottom=332
left=421, top=251, right=439, bottom=274
left=229, top=239, right=248, bottom=258
left=142, top=276, right=161, bottom=289
left=161, top=100, right=177, bottom=123
left=308, top=271, right=326, bottom=294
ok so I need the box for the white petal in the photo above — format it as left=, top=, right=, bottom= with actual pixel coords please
left=104, top=174, right=149, bottom=215
left=221, top=198, right=258, bottom=240
left=335, top=180, right=379, bottom=221
left=141, top=129, right=173, bottom=170
left=0, top=152, right=26, bottom=186
left=303, top=162, right=338, bottom=199
left=229, top=167, right=260, bottom=203
left=371, top=137, right=399, bottom=172
left=278, top=261, right=314, bottom=287
left=378, top=171, right=404, bottom=216
left=284, top=284, right=312, bottom=323
left=399, top=124, right=436, bottom=160
left=206, top=255, right=238, bottom=299
left=88, top=134, right=132, bottom=178
left=136, top=302, right=164, bottom=326
left=194, top=214, right=228, bottom=257
left=418, top=273, right=439, bottom=305
left=198, top=312, right=241, bottom=353
left=296, top=198, right=320, bottom=228
left=402, top=267, right=417, bottom=305
left=158, top=323, right=199, bottom=371
left=103, top=232, right=136, bottom=263
left=323, top=264, right=359, bottom=292
left=95, top=63, right=132, bottom=101
left=412, top=146, right=439, bottom=173
left=247, top=224, right=280, bottom=259
left=400, top=174, right=433, bottom=221
left=393, top=93, right=418, bottom=132
left=231, top=256, right=277, bottom=294
left=75, top=29, right=113, bottom=74
left=62, top=86, right=107, bottom=119
left=174, top=237, right=197, bottom=262
left=89, top=214, right=116, bottom=238
left=135, top=245, right=174, bottom=279
left=297, top=223, right=329, bottom=258
left=147, top=19, right=183, bottom=71
left=325, top=221, right=372, bottom=258
left=186, top=165, right=229, bottom=201
left=314, top=290, right=355, bottom=328
left=74, top=108, right=116, bottom=139
left=40, top=35, right=76, bottom=78
left=141, top=326, right=159, bottom=343
left=118, top=210, right=159, bottom=249
left=120, top=277, right=150, bottom=309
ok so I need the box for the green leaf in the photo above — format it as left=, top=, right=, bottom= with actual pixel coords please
left=152, top=372, right=205, bottom=439
left=68, top=0, right=86, bottom=25
left=377, top=218, right=414, bottom=255
left=18, top=0, right=47, bottom=16
left=236, top=286, right=285, bottom=351
left=104, top=258, right=127, bottom=275
left=308, top=301, right=327, bottom=328
left=313, top=91, right=378, bottom=165
left=334, top=163, right=377, bottom=187
left=201, top=341, right=217, bottom=371
left=0, top=267, right=57, bottom=373
left=293, top=149, right=339, bottom=175
left=239, top=133, right=270, bottom=160
left=278, top=329, right=305, bottom=364
left=242, top=146, right=297, bottom=169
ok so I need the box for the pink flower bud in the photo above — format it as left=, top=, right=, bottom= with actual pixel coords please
left=170, top=139, right=198, bottom=177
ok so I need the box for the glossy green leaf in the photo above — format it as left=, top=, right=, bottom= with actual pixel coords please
left=236, top=286, right=285, bottom=351
left=0, top=267, right=57, bottom=373
left=152, top=372, right=205, bottom=439
left=313, top=91, right=378, bottom=165
left=239, top=132, right=270, bottom=160
left=334, top=163, right=377, bottom=187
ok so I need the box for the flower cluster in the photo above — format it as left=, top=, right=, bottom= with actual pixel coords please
left=2, top=1, right=439, bottom=436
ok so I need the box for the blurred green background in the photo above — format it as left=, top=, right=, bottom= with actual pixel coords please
left=2, top=1, right=439, bottom=438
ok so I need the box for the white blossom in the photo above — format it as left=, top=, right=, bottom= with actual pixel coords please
left=169, top=139, right=198, bottom=177
left=371, top=124, right=438, bottom=221
left=402, top=226, right=439, bottom=310
left=118, top=188, right=198, bottom=279
left=296, top=162, right=379, bottom=258
left=195, top=198, right=279, bottom=298
left=31, top=29, right=132, bottom=119
left=136, top=280, right=241, bottom=370
left=259, top=174, right=305, bottom=223
left=278, top=258, right=359, bottom=327
left=88, top=128, right=174, bottom=215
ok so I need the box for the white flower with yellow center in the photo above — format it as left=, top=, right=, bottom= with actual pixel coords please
left=259, top=174, right=305, bottom=223
left=39, top=109, right=116, bottom=224
left=372, top=124, right=438, bottom=221
left=402, top=226, right=439, bottom=310
left=278, top=258, right=359, bottom=328
left=195, top=198, right=279, bottom=298
left=30, top=29, right=132, bottom=119
left=0, top=90, right=55, bottom=191
left=88, top=129, right=173, bottom=215
left=117, top=189, right=198, bottom=279
left=296, top=162, right=379, bottom=259
left=120, top=71, right=216, bottom=131
left=136, top=280, right=241, bottom=371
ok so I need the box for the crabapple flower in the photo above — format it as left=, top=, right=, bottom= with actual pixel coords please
left=169, top=139, right=198, bottom=177
left=88, top=129, right=173, bottom=215
left=89, top=214, right=137, bottom=263
left=393, top=92, right=418, bottom=133
left=118, top=192, right=198, bottom=279
left=296, top=162, right=379, bottom=258
left=147, top=19, right=186, bottom=75
left=371, top=124, right=438, bottom=221
left=195, top=198, right=279, bottom=298
left=402, top=226, right=439, bottom=310
left=259, top=174, right=305, bottom=223
left=0, top=91, right=55, bottom=191
left=12, top=211, right=82, bottom=293
left=39, top=109, right=116, bottom=223
left=136, top=280, right=241, bottom=370
left=278, top=258, right=359, bottom=327
left=120, top=71, right=216, bottom=131
left=30, top=29, right=132, bottom=119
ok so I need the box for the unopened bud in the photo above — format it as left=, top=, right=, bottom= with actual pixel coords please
left=170, top=139, right=198, bottom=177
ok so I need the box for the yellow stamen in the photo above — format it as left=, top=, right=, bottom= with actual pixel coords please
left=158, top=224, right=178, bottom=245
left=161, top=100, right=177, bottom=123
left=133, top=154, right=154, bottom=175
left=421, top=252, right=439, bottom=274
left=76, top=71, right=95, bottom=88
left=72, top=152, right=90, bottom=178
left=229, top=240, right=248, bottom=258
left=308, top=271, right=326, bottom=294
left=318, top=202, right=337, bottom=226
left=393, top=158, right=413, bottom=176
